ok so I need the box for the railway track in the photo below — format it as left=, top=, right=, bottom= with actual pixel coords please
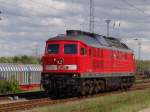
left=0, top=91, right=46, bottom=100
left=0, top=80, right=150, bottom=112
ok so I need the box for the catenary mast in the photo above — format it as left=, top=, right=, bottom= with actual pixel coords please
left=89, top=0, right=94, bottom=33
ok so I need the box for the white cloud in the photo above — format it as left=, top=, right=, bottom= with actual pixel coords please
left=0, top=0, right=150, bottom=60
left=41, top=18, right=65, bottom=27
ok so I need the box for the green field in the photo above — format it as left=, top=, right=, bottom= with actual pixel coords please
left=31, top=89, right=150, bottom=112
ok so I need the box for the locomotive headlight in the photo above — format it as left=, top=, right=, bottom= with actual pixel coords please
left=73, top=74, right=79, bottom=78
left=73, top=74, right=77, bottom=77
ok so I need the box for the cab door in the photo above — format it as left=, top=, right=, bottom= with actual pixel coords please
left=79, top=44, right=88, bottom=72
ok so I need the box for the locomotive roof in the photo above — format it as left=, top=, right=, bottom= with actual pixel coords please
left=48, top=30, right=132, bottom=52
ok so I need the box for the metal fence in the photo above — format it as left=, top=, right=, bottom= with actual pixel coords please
left=0, top=64, right=42, bottom=85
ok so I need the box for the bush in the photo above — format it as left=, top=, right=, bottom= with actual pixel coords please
left=0, top=55, right=41, bottom=64
left=136, top=60, right=150, bottom=72
left=0, top=79, right=20, bottom=94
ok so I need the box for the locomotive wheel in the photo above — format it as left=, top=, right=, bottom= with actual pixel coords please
left=121, top=78, right=128, bottom=90
left=88, top=80, right=94, bottom=95
left=93, top=80, right=99, bottom=94
left=99, top=80, right=105, bottom=92
left=81, top=81, right=87, bottom=96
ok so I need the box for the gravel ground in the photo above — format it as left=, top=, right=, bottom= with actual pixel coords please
left=139, top=108, right=150, bottom=112
left=0, top=98, right=27, bottom=104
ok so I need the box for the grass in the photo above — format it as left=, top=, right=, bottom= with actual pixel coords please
left=30, top=89, right=150, bottom=112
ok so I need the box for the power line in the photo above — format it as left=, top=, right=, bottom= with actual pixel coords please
left=121, top=0, right=150, bottom=17
left=123, top=0, right=144, bottom=13
left=0, top=11, right=2, bottom=20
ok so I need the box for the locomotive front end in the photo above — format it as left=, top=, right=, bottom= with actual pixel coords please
left=43, top=41, right=79, bottom=74
left=41, top=38, right=86, bottom=95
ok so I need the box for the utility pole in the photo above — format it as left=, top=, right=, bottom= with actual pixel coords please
left=0, top=11, right=2, bottom=20
left=134, top=38, right=142, bottom=73
left=89, top=0, right=94, bottom=33
left=134, top=38, right=141, bottom=60
left=138, top=41, right=141, bottom=61
left=105, top=19, right=111, bottom=37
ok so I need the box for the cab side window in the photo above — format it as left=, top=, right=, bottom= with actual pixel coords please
left=80, top=47, right=86, bottom=55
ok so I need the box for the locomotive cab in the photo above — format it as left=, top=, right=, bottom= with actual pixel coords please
left=41, top=39, right=89, bottom=94
left=42, top=39, right=89, bottom=74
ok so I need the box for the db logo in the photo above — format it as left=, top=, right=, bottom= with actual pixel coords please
left=57, top=58, right=63, bottom=64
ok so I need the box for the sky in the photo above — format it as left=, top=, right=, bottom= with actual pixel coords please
left=0, top=0, right=150, bottom=60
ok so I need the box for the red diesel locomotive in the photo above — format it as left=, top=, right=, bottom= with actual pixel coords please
left=41, top=30, right=135, bottom=96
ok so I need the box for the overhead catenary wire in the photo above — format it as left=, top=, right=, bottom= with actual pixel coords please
left=121, top=0, right=150, bottom=18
